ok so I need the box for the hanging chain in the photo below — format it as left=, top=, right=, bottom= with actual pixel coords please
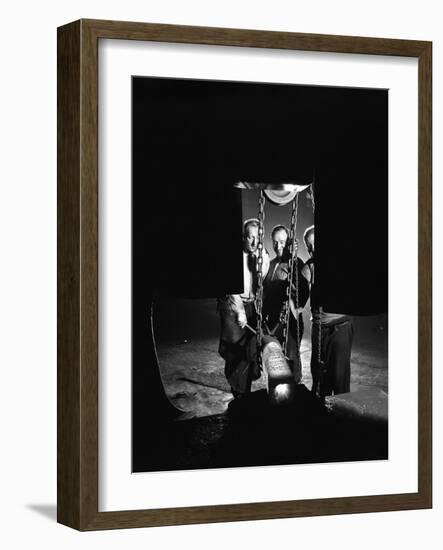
left=310, top=180, right=316, bottom=213
left=316, top=305, right=324, bottom=400
left=307, top=182, right=323, bottom=395
left=312, top=263, right=323, bottom=398
left=255, top=190, right=266, bottom=370
left=311, top=184, right=321, bottom=368
left=317, top=307, right=323, bottom=364
left=282, top=195, right=299, bottom=358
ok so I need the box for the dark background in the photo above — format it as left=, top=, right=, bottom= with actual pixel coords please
left=132, top=76, right=388, bottom=445
left=133, top=76, right=388, bottom=312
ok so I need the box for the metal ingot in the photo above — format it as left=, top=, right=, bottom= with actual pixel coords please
left=262, top=336, right=296, bottom=405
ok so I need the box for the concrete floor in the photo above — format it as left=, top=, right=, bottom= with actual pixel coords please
left=157, top=318, right=388, bottom=419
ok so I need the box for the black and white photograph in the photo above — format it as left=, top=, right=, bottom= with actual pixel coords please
left=132, top=76, right=388, bottom=472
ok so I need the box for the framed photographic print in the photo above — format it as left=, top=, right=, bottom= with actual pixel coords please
left=57, top=19, right=432, bottom=530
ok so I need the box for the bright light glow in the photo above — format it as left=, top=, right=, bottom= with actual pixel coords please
left=274, top=384, right=291, bottom=399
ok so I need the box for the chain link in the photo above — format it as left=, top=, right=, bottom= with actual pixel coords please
left=310, top=180, right=316, bottom=213
left=282, top=195, right=299, bottom=361
left=316, top=306, right=324, bottom=400
left=307, top=182, right=323, bottom=395
left=310, top=184, right=321, bottom=367
left=312, top=263, right=323, bottom=398
left=255, top=190, right=266, bottom=370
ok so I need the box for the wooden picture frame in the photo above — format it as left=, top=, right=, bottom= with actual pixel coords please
left=57, top=18, right=432, bottom=530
